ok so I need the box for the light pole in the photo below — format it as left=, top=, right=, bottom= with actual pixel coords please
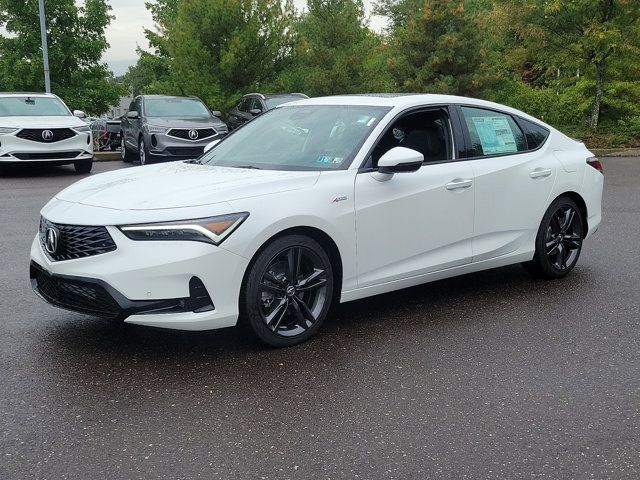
left=38, top=0, right=51, bottom=93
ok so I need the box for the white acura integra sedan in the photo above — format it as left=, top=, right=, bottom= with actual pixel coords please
left=30, top=94, right=603, bottom=347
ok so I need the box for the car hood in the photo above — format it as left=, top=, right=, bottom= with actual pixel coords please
left=144, top=117, right=227, bottom=129
left=55, top=162, right=320, bottom=210
left=0, top=116, right=87, bottom=128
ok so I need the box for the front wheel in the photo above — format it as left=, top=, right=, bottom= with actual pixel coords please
left=523, top=197, right=584, bottom=279
left=242, top=235, right=334, bottom=347
left=120, top=134, right=134, bottom=162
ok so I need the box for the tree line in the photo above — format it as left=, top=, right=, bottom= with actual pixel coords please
left=1, top=1, right=639, bottom=147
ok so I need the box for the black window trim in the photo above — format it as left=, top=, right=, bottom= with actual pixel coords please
left=512, top=115, right=551, bottom=152
left=357, top=104, right=463, bottom=173
left=454, top=104, right=551, bottom=160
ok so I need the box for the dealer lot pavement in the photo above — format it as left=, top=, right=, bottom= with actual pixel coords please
left=1, top=159, right=639, bottom=479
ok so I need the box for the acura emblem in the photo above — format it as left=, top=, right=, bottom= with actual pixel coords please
left=42, top=129, right=54, bottom=141
left=188, top=129, right=198, bottom=140
left=44, top=227, right=59, bottom=254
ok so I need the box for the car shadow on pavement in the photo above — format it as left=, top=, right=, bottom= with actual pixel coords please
left=0, top=164, right=81, bottom=177
left=37, top=263, right=598, bottom=391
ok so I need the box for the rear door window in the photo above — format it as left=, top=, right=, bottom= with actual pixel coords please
left=460, top=107, right=527, bottom=157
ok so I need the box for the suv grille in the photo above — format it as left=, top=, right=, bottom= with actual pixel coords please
left=32, top=267, right=121, bottom=319
left=16, top=128, right=76, bottom=143
left=167, top=128, right=215, bottom=140
left=39, top=217, right=117, bottom=262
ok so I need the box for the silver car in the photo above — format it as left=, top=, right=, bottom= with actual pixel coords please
left=120, top=95, right=228, bottom=164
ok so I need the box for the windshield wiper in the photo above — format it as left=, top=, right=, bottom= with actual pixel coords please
left=233, top=165, right=262, bottom=170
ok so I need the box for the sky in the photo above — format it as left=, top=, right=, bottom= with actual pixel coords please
left=103, top=0, right=385, bottom=76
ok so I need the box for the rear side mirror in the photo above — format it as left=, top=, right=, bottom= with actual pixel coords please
left=73, top=110, right=86, bottom=119
left=203, top=139, right=221, bottom=153
left=211, top=110, right=222, bottom=118
left=127, top=110, right=139, bottom=119
left=373, top=147, right=423, bottom=182
left=249, top=108, right=262, bottom=116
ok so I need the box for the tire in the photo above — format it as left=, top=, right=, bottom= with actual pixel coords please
left=74, top=158, right=93, bottom=174
left=522, top=196, right=584, bottom=279
left=242, top=235, right=334, bottom=347
left=120, top=133, right=134, bottom=163
left=138, top=137, right=154, bottom=165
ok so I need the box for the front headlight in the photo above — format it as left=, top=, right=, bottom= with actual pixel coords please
left=145, top=125, right=167, bottom=134
left=119, top=212, right=249, bottom=246
left=74, top=125, right=91, bottom=132
left=0, top=127, right=17, bottom=134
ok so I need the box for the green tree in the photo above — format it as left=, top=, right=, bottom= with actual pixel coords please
left=0, top=0, right=121, bottom=115
left=493, top=0, right=640, bottom=130
left=388, top=0, right=489, bottom=95
left=281, top=0, right=392, bottom=96
left=156, top=0, right=296, bottom=111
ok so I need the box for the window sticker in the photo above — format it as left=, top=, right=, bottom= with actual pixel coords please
left=315, top=155, right=345, bottom=165
left=471, top=116, right=517, bottom=154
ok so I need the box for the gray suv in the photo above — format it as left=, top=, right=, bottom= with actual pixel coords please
left=120, top=95, right=228, bottom=164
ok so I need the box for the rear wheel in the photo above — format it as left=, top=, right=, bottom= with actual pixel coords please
left=73, top=158, right=93, bottom=174
left=120, top=134, right=134, bottom=162
left=523, top=197, right=584, bottom=279
left=242, top=235, right=334, bottom=347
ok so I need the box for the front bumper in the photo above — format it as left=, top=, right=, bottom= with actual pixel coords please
left=146, top=131, right=227, bottom=160
left=0, top=131, right=93, bottom=163
left=30, top=226, right=249, bottom=330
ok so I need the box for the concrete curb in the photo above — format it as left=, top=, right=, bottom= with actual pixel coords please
left=592, top=148, right=640, bottom=158
left=94, top=151, right=121, bottom=162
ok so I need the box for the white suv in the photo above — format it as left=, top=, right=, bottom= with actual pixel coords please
left=0, top=92, right=93, bottom=173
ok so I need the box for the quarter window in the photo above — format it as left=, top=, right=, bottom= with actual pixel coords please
left=461, top=107, right=527, bottom=157
left=518, top=117, right=550, bottom=150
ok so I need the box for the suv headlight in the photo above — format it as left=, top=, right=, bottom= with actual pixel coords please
left=145, top=125, right=167, bottom=134
left=74, top=125, right=91, bottom=132
left=0, top=127, right=17, bottom=134
left=119, top=213, right=249, bottom=245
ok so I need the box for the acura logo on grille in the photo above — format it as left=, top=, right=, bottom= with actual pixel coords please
left=42, top=130, right=54, bottom=141
left=188, top=129, right=198, bottom=140
left=44, top=227, right=59, bottom=254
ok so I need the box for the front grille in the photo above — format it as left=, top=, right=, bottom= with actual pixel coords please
left=39, top=217, right=117, bottom=262
left=16, top=128, right=76, bottom=143
left=13, top=151, right=81, bottom=160
left=167, top=128, right=215, bottom=140
left=166, top=146, right=205, bottom=157
left=32, top=267, right=121, bottom=319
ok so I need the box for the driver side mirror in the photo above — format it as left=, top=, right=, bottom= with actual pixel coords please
left=249, top=108, right=262, bottom=116
left=203, top=139, right=221, bottom=153
left=127, top=110, right=139, bottom=119
left=373, top=147, right=423, bottom=181
left=73, top=110, right=86, bottom=119
left=211, top=110, right=222, bottom=118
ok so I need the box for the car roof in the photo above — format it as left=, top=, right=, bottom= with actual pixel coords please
left=140, top=95, right=202, bottom=100
left=283, top=93, right=549, bottom=127
left=243, top=93, right=308, bottom=100
left=0, top=92, right=57, bottom=98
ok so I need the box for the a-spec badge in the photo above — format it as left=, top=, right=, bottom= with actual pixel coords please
left=332, top=196, right=348, bottom=204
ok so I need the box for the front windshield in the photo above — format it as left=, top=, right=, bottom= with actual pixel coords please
left=199, top=105, right=390, bottom=171
left=0, top=96, right=71, bottom=116
left=145, top=97, right=210, bottom=118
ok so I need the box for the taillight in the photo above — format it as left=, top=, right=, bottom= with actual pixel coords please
left=587, top=156, right=603, bottom=174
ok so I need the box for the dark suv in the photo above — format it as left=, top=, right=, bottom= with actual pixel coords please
left=120, top=95, right=228, bottom=164
left=226, top=93, right=308, bottom=130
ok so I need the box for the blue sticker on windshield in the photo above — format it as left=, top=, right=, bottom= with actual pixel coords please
left=315, top=155, right=345, bottom=165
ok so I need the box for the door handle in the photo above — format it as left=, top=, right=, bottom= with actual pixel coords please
left=445, top=179, right=473, bottom=190
left=530, top=168, right=552, bottom=179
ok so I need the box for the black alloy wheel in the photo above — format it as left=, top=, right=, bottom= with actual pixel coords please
left=523, top=196, right=584, bottom=279
left=243, top=235, right=334, bottom=347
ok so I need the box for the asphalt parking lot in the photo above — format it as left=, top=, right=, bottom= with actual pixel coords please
left=1, top=158, right=639, bottom=479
